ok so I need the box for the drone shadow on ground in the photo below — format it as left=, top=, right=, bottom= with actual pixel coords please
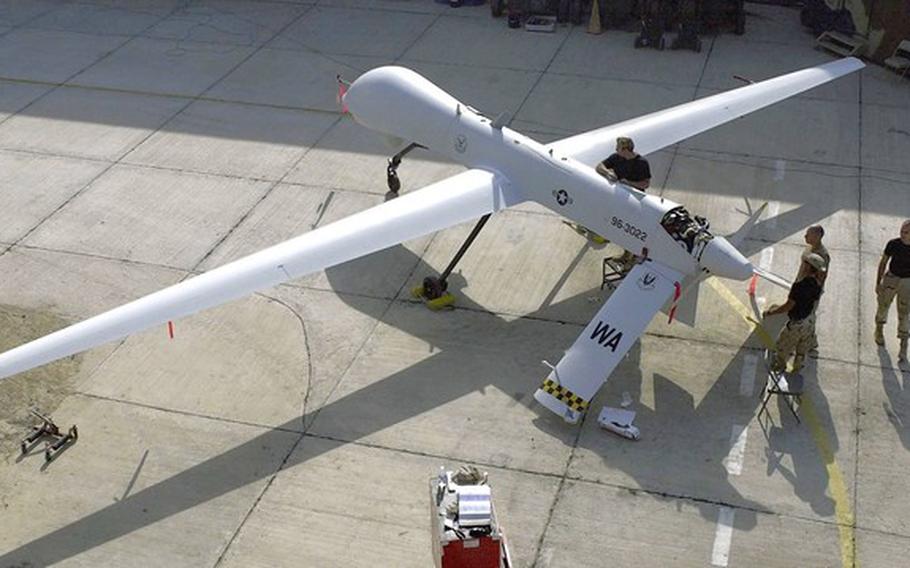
left=0, top=214, right=846, bottom=564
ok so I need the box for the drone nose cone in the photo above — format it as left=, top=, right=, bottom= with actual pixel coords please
left=343, top=66, right=459, bottom=144
left=700, top=236, right=753, bottom=281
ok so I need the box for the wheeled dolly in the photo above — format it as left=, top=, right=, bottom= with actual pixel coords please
left=671, top=0, right=702, bottom=52
left=413, top=214, right=491, bottom=310
left=20, top=408, right=78, bottom=462
left=634, top=0, right=668, bottom=50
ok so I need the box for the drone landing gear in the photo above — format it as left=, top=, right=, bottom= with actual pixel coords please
left=413, top=214, right=491, bottom=310
left=386, top=142, right=424, bottom=200
left=20, top=408, right=78, bottom=463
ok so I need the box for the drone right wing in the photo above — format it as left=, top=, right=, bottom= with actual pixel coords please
left=548, top=58, right=864, bottom=166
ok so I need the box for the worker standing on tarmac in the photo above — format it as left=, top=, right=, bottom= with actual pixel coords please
left=794, top=225, right=830, bottom=358
left=763, top=253, right=826, bottom=375
left=874, top=219, right=910, bottom=362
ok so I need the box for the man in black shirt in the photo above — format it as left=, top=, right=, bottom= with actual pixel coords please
left=763, top=253, right=826, bottom=375
left=596, top=137, right=651, bottom=191
left=874, top=219, right=910, bottom=361
left=595, top=137, right=652, bottom=273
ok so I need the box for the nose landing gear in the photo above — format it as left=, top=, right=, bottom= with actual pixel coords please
left=386, top=142, right=424, bottom=200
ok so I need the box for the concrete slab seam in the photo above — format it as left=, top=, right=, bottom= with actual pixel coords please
left=0, top=4, right=207, bottom=257
left=706, top=277, right=856, bottom=568
left=500, top=26, right=574, bottom=135
left=530, top=412, right=589, bottom=568
left=6, top=237, right=895, bottom=377
left=125, top=7, right=335, bottom=275
left=212, top=292, right=314, bottom=566
left=658, top=33, right=716, bottom=197
left=0, top=73, right=345, bottom=116
left=392, top=10, right=445, bottom=64
left=0, top=2, right=60, bottom=31
left=851, top=68, right=865, bottom=568
left=66, top=392, right=863, bottom=544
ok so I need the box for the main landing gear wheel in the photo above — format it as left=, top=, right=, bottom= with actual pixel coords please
left=413, top=214, right=491, bottom=311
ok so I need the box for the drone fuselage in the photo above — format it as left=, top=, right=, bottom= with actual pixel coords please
left=344, top=66, right=753, bottom=282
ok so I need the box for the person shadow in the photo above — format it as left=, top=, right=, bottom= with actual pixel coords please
left=757, top=359, right=838, bottom=518
left=2, top=240, right=833, bottom=565
left=879, top=349, right=910, bottom=449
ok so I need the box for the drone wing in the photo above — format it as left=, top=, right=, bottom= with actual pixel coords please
left=0, top=169, right=519, bottom=380
left=534, top=260, right=682, bottom=423
left=548, top=57, right=864, bottom=166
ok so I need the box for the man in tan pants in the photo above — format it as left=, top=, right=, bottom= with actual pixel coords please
left=795, top=225, right=830, bottom=358
left=875, top=219, right=910, bottom=362
left=764, top=253, right=826, bottom=375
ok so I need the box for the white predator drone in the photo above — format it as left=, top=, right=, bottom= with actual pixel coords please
left=0, top=58, right=863, bottom=425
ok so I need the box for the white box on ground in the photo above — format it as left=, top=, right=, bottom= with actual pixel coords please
left=598, top=406, right=640, bottom=440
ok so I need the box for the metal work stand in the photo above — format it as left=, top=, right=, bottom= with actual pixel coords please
left=601, top=257, right=628, bottom=290
left=758, top=352, right=803, bottom=424
left=414, top=214, right=491, bottom=308
left=20, top=408, right=78, bottom=462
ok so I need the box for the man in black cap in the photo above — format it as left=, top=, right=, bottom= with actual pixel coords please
left=763, top=252, right=826, bottom=375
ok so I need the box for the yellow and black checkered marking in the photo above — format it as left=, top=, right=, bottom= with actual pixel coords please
left=540, top=378, right=588, bottom=413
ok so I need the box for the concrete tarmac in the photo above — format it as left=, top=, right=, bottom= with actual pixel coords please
left=0, top=1, right=908, bottom=567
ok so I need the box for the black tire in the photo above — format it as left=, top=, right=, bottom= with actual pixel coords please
left=387, top=171, right=401, bottom=192
left=569, top=0, right=582, bottom=25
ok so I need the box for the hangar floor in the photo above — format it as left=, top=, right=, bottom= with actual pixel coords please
left=1, top=1, right=908, bottom=566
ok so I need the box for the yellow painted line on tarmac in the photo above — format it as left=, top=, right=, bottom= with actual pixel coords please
left=706, top=277, right=855, bottom=568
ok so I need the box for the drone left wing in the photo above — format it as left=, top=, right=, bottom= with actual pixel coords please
left=534, top=261, right=682, bottom=423
left=0, top=169, right=519, bottom=380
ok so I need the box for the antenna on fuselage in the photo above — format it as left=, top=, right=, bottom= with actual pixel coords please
left=491, top=111, right=511, bottom=129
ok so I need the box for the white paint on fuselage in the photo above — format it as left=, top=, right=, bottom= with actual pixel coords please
left=344, top=66, right=699, bottom=278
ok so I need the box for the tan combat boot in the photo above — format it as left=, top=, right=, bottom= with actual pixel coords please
left=874, top=324, right=885, bottom=346
left=900, top=338, right=908, bottom=363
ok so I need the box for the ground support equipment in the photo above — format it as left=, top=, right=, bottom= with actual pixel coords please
left=634, top=0, right=667, bottom=50
left=759, top=352, right=804, bottom=424
left=19, top=408, right=78, bottom=462
left=413, top=214, right=491, bottom=310
left=671, top=0, right=702, bottom=52
left=597, top=406, right=640, bottom=440
left=601, top=256, right=630, bottom=290
left=431, top=465, right=512, bottom=568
